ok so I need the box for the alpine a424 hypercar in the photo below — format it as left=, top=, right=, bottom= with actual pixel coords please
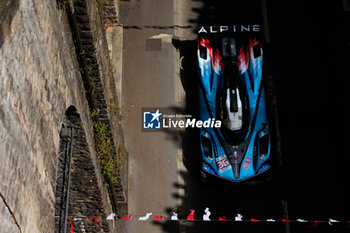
left=197, top=35, right=271, bottom=184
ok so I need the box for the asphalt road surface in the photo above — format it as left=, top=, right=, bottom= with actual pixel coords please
left=118, top=0, right=180, bottom=233
left=118, top=0, right=350, bottom=233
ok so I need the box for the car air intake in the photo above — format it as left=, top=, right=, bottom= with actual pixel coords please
left=259, top=134, right=269, bottom=156
left=201, top=135, right=213, bottom=159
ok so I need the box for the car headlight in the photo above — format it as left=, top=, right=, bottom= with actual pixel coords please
left=257, top=163, right=270, bottom=174
left=202, top=162, right=216, bottom=175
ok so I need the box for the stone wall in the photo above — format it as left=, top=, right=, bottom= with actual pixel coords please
left=54, top=107, right=110, bottom=233
left=71, top=0, right=127, bottom=214
left=0, top=0, right=122, bottom=232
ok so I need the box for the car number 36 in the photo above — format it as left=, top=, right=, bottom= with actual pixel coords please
left=216, top=156, right=230, bottom=170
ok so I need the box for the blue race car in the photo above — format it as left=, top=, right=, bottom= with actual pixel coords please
left=197, top=36, right=271, bottom=184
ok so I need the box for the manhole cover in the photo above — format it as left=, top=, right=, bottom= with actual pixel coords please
left=146, top=39, right=161, bottom=51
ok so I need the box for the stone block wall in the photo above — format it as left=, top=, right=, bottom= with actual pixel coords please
left=54, top=107, right=110, bottom=232
left=71, top=0, right=127, bottom=213
left=0, top=0, right=122, bottom=232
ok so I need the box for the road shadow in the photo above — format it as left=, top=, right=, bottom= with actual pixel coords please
left=151, top=1, right=287, bottom=232
left=153, top=0, right=350, bottom=232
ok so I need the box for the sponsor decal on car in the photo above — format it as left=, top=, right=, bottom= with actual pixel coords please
left=198, top=25, right=261, bottom=34
left=215, top=155, right=231, bottom=173
left=242, top=163, right=250, bottom=170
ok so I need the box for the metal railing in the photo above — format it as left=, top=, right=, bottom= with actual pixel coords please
left=55, top=127, right=74, bottom=233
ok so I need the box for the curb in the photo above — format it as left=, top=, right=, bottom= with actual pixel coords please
left=105, top=23, right=128, bottom=217
left=106, top=24, right=124, bottom=108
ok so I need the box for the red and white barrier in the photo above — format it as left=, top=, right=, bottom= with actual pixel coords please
left=65, top=208, right=349, bottom=229
left=110, top=208, right=350, bottom=227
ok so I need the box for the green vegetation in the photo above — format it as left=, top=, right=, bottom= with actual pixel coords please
left=69, top=0, right=124, bottom=186
left=96, top=0, right=106, bottom=19
left=89, top=106, right=126, bottom=186
left=90, top=108, right=119, bottom=184
left=117, top=143, right=126, bottom=167
left=94, top=120, right=119, bottom=184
